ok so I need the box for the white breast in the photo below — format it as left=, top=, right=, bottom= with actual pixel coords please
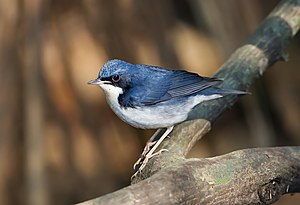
left=99, top=83, right=124, bottom=112
left=99, top=84, right=221, bottom=129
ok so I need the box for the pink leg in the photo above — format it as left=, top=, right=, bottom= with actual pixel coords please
left=131, top=126, right=173, bottom=179
left=133, top=128, right=163, bottom=170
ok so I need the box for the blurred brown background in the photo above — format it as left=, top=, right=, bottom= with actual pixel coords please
left=1, top=0, right=300, bottom=204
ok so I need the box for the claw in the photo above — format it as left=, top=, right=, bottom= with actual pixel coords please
left=131, top=148, right=169, bottom=180
left=133, top=158, right=142, bottom=171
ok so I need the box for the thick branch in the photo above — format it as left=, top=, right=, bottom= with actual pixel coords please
left=79, top=147, right=300, bottom=205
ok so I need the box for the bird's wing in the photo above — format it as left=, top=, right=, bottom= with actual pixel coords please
left=141, top=70, right=222, bottom=105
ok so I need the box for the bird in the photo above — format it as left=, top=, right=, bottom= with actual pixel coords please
left=89, top=59, right=246, bottom=175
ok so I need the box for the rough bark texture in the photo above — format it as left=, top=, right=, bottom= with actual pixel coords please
left=77, top=0, right=300, bottom=204
left=80, top=147, right=300, bottom=205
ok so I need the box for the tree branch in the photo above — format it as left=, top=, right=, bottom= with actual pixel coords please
left=78, top=0, right=300, bottom=204
left=80, top=147, right=300, bottom=205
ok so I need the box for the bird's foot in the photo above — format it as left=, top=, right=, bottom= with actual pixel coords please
left=133, top=140, right=157, bottom=170
left=141, top=140, right=157, bottom=158
left=131, top=148, right=168, bottom=180
left=139, top=148, right=169, bottom=171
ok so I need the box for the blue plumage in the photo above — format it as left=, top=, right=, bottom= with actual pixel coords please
left=89, top=59, right=246, bottom=129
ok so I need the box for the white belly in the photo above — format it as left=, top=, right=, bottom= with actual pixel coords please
left=118, top=94, right=221, bottom=128
left=110, top=94, right=221, bottom=128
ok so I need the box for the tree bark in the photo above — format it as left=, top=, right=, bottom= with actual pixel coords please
left=80, top=147, right=300, bottom=205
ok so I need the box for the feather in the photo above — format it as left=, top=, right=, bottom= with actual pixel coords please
left=139, top=70, right=222, bottom=105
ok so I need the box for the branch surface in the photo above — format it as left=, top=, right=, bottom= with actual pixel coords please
left=80, top=147, right=300, bottom=205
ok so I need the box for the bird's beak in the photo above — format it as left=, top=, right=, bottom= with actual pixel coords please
left=88, top=78, right=110, bottom=85
left=88, top=78, right=101, bottom=85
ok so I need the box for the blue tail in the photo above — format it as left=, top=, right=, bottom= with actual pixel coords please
left=201, top=87, right=249, bottom=96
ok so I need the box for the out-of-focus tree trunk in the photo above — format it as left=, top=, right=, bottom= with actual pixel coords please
left=191, top=0, right=266, bottom=57
left=191, top=0, right=280, bottom=147
left=0, top=0, right=23, bottom=204
left=22, top=0, right=48, bottom=204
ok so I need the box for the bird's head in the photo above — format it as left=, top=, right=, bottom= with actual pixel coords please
left=88, top=59, right=134, bottom=97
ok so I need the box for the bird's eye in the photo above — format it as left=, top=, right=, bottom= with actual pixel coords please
left=112, top=74, right=120, bottom=82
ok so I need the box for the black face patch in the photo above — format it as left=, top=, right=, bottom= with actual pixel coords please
left=100, top=75, right=130, bottom=90
left=99, top=76, right=111, bottom=83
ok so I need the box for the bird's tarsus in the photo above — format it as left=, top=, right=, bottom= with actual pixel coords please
left=131, top=126, right=173, bottom=179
